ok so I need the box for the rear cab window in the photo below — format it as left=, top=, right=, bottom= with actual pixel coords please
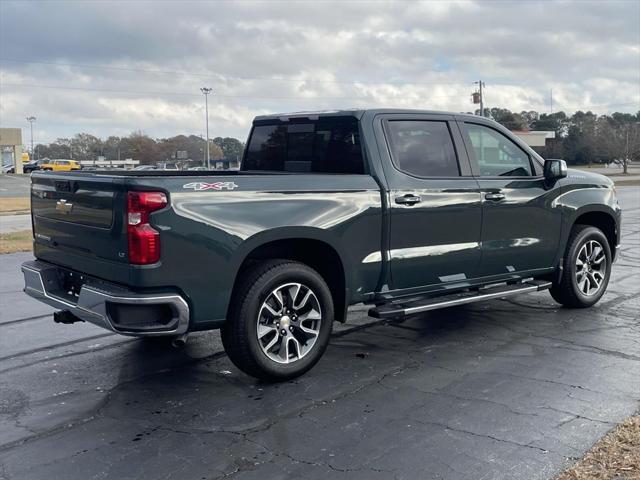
left=385, top=120, right=460, bottom=177
left=241, top=116, right=365, bottom=174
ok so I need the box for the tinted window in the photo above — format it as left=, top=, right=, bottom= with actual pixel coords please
left=465, top=123, right=532, bottom=177
left=386, top=121, right=459, bottom=177
left=242, top=117, right=364, bottom=174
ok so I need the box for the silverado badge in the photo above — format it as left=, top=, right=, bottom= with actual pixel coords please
left=183, top=182, right=239, bottom=191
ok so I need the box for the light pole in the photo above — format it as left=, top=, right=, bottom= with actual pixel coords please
left=200, top=88, right=213, bottom=169
left=26, top=116, right=36, bottom=159
left=473, top=81, right=485, bottom=117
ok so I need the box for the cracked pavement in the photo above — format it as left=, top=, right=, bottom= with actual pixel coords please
left=0, top=187, right=638, bottom=479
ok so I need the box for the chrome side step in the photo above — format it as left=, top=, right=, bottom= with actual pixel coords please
left=368, top=280, right=552, bottom=319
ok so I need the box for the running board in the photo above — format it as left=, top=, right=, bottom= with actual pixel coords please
left=369, top=280, right=552, bottom=319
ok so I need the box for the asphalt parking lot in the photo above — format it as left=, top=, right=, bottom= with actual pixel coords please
left=0, top=188, right=638, bottom=480
left=0, top=175, right=30, bottom=198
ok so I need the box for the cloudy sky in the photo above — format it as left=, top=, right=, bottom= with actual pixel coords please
left=1, top=0, right=639, bottom=144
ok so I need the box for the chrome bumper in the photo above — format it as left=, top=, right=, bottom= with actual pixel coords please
left=21, top=260, right=189, bottom=336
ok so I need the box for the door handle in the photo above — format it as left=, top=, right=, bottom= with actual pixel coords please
left=485, top=192, right=505, bottom=201
left=395, top=194, right=422, bottom=206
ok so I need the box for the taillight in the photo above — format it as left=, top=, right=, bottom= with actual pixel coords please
left=127, top=191, right=167, bottom=264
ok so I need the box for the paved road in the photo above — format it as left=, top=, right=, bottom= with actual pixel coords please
left=0, top=215, right=31, bottom=234
left=0, top=188, right=638, bottom=480
left=0, top=175, right=30, bottom=198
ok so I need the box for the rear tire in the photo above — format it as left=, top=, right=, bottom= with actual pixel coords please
left=550, top=225, right=611, bottom=308
left=221, top=260, right=334, bottom=381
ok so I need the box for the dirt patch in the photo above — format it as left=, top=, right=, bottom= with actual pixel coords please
left=0, top=197, right=30, bottom=215
left=556, top=415, right=640, bottom=479
left=0, top=230, right=32, bottom=254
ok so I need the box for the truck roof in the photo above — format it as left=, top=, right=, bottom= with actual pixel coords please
left=253, top=108, right=479, bottom=122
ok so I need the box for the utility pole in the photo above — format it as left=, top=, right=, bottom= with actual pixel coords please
left=26, top=116, right=36, bottom=159
left=550, top=88, right=553, bottom=114
left=473, top=81, right=485, bottom=117
left=200, top=87, right=213, bottom=169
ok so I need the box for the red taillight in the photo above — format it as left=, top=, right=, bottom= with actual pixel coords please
left=127, top=191, right=167, bottom=264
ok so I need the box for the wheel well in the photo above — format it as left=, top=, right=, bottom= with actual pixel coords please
left=231, top=239, right=347, bottom=322
left=574, top=211, right=617, bottom=256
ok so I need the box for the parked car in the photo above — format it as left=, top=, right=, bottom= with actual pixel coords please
left=21, top=109, right=621, bottom=380
left=2, top=162, right=15, bottom=174
left=23, top=159, right=46, bottom=174
left=40, top=159, right=81, bottom=172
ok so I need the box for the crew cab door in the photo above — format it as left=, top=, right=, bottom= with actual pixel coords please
left=458, top=120, right=562, bottom=278
left=375, top=114, right=482, bottom=292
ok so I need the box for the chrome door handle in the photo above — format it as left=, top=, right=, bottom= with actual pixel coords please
left=485, top=192, right=505, bottom=201
left=395, top=194, right=422, bottom=205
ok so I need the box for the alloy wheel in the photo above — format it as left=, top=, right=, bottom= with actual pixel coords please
left=575, top=239, right=607, bottom=296
left=256, top=282, right=322, bottom=364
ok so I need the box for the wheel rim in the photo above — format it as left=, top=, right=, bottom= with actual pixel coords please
left=575, top=240, right=607, bottom=296
left=256, top=282, right=322, bottom=364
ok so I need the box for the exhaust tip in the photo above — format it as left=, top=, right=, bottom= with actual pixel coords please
left=171, top=333, right=189, bottom=348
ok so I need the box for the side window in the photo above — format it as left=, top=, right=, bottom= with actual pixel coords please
left=242, top=117, right=365, bottom=174
left=465, top=123, right=532, bottom=177
left=386, top=120, right=459, bottom=177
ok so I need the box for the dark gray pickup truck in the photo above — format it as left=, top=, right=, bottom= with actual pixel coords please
left=22, top=109, right=621, bottom=380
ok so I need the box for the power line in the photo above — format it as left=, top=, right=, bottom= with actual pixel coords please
left=0, top=82, right=465, bottom=101
left=0, top=57, right=473, bottom=87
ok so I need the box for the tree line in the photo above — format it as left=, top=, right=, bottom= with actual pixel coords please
left=33, top=108, right=639, bottom=168
left=34, top=132, right=245, bottom=165
left=474, top=108, right=640, bottom=170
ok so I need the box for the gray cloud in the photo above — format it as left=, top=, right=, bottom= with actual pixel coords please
left=1, top=0, right=638, bottom=143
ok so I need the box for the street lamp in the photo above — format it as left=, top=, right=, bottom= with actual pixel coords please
left=200, top=87, right=213, bottom=169
left=26, top=116, right=36, bottom=160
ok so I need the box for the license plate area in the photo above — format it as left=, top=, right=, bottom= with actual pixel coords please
left=49, top=268, right=87, bottom=303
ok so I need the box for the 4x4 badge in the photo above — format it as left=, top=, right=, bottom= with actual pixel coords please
left=183, top=182, right=238, bottom=191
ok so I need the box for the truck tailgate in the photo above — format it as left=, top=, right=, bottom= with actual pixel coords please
left=31, top=173, right=128, bottom=266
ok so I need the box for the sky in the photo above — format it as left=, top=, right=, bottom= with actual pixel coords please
left=1, top=0, right=639, bottom=145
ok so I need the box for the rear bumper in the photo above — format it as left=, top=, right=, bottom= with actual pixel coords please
left=21, top=260, right=189, bottom=336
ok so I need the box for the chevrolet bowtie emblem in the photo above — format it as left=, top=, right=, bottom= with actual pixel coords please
left=56, top=199, right=73, bottom=214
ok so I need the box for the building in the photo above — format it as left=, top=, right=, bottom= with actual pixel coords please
left=511, top=130, right=556, bottom=147
left=0, top=128, right=24, bottom=174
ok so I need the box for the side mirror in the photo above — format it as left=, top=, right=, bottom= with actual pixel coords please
left=544, top=159, right=567, bottom=181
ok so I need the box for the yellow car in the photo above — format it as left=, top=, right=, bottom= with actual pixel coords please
left=40, top=160, right=81, bottom=171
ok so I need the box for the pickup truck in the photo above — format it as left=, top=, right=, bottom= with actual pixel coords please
left=22, top=109, right=622, bottom=380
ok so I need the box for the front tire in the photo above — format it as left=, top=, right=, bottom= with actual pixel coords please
left=550, top=225, right=612, bottom=308
left=221, top=260, right=334, bottom=381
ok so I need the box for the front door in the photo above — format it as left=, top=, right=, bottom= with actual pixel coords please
left=376, top=114, right=483, bottom=292
left=458, top=120, right=562, bottom=278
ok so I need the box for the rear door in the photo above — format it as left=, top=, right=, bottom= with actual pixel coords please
left=375, top=113, right=482, bottom=292
left=458, top=120, right=562, bottom=277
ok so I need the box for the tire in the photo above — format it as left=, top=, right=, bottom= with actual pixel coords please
left=221, top=260, right=334, bottom=381
left=550, top=225, right=612, bottom=308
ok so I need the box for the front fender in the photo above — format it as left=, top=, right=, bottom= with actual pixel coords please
left=553, top=183, right=621, bottom=262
